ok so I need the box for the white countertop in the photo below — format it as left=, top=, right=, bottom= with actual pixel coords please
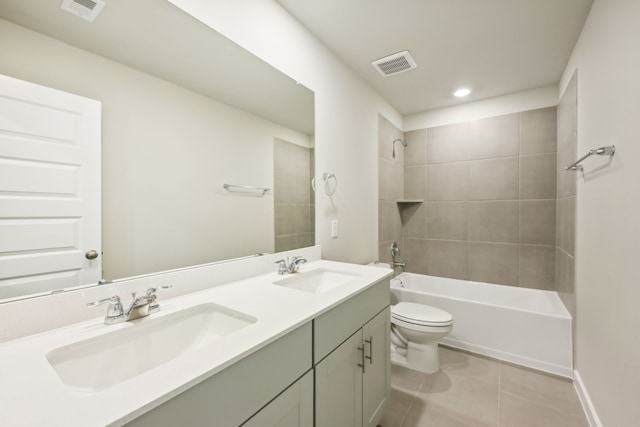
left=0, top=260, right=392, bottom=427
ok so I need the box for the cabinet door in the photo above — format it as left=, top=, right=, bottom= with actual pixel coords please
left=362, top=308, right=390, bottom=427
left=315, top=330, right=363, bottom=427
left=242, top=370, right=313, bottom=427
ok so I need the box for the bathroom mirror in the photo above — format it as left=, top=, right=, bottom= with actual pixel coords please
left=0, top=0, right=314, bottom=302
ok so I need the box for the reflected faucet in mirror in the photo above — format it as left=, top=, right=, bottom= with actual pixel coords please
left=87, top=285, right=172, bottom=325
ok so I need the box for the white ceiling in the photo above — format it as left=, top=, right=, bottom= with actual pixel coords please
left=277, top=0, right=593, bottom=115
left=0, top=0, right=314, bottom=135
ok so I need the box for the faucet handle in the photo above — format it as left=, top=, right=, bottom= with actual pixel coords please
left=87, top=295, right=124, bottom=321
left=87, top=295, right=120, bottom=307
left=146, top=285, right=173, bottom=296
left=274, top=259, right=288, bottom=275
left=146, top=285, right=172, bottom=313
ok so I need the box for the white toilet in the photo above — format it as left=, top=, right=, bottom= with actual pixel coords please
left=390, top=302, right=453, bottom=374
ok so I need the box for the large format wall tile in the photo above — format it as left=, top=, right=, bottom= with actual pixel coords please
left=402, top=238, right=429, bottom=275
left=426, top=202, right=469, bottom=240
left=555, top=248, right=576, bottom=320
left=379, top=200, right=402, bottom=244
left=557, top=133, right=578, bottom=198
left=520, top=200, right=556, bottom=245
left=520, top=107, right=558, bottom=155
left=427, top=122, right=470, bottom=164
left=519, top=245, right=556, bottom=290
left=468, top=201, right=519, bottom=243
left=405, top=129, right=428, bottom=166
left=469, top=157, right=519, bottom=200
left=404, top=165, right=427, bottom=200
left=427, top=162, right=470, bottom=201
left=402, top=203, right=428, bottom=239
left=556, top=196, right=576, bottom=256
left=520, top=153, right=557, bottom=199
left=469, top=113, right=519, bottom=160
left=469, top=242, right=519, bottom=286
left=426, top=240, right=469, bottom=280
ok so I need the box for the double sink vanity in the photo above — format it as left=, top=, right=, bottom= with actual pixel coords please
left=0, top=253, right=392, bottom=427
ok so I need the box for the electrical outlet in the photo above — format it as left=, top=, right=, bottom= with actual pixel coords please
left=331, top=220, right=338, bottom=238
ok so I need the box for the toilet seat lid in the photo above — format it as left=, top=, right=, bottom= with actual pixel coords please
left=392, top=302, right=453, bottom=326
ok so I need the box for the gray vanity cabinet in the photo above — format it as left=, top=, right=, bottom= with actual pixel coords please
left=314, top=279, right=391, bottom=427
left=125, top=277, right=390, bottom=427
left=126, top=322, right=312, bottom=427
left=241, top=370, right=313, bottom=427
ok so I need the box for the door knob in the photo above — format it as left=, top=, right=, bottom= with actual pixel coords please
left=85, top=250, right=99, bottom=260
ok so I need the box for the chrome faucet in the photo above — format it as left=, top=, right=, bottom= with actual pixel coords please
left=274, top=256, right=307, bottom=275
left=390, top=242, right=406, bottom=271
left=88, top=285, right=172, bottom=325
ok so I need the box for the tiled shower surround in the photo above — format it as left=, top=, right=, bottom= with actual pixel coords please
left=379, top=107, right=560, bottom=290
left=274, top=138, right=315, bottom=252
left=556, top=73, right=578, bottom=330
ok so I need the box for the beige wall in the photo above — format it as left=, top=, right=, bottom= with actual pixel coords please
left=560, top=0, right=640, bottom=425
left=0, top=18, right=311, bottom=280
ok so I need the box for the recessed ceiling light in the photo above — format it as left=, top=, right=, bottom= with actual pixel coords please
left=454, top=88, right=471, bottom=97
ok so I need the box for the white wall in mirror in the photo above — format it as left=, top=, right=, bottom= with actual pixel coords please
left=0, top=17, right=312, bottom=285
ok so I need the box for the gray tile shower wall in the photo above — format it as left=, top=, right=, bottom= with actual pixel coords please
left=399, top=106, right=558, bottom=290
left=556, top=72, right=578, bottom=327
left=274, top=138, right=314, bottom=252
left=378, top=115, right=405, bottom=265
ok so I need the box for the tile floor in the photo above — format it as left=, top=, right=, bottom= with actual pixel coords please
left=381, top=346, right=589, bottom=427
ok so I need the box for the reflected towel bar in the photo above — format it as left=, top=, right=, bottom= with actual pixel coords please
left=223, top=184, right=270, bottom=196
left=565, top=145, right=615, bottom=171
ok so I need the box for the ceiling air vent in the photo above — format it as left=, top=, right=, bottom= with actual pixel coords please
left=371, top=50, right=417, bottom=77
left=60, top=0, right=106, bottom=22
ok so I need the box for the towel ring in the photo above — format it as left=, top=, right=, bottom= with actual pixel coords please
left=311, top=172, right=338, bottom=196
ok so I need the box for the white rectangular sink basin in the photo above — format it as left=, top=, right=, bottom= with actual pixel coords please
left=273, top=268, right=359, bottom=293
left=46, top=303, right=256, bottom=395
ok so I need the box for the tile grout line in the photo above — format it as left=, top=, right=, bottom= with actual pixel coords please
left=399, top=376, right=425, bottom=427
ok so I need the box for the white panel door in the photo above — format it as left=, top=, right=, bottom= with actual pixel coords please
left=0, top=74, right=101, bottom=300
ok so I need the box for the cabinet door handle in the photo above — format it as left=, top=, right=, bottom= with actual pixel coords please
left=365, top=336, right=373, bottom=365
left=357, top=345, right=366, bottom=373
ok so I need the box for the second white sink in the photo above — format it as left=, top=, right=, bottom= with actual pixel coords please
left=273, top=268, right=358, bottom=294
left=46, top=303, right=256, bottom=395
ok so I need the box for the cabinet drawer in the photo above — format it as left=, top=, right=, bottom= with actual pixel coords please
left=314, top=278, right=389, bottom=363
left=127, top=322, right=312, bottom=427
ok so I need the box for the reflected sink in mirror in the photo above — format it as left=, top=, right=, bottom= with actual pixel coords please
left=273, top=269, right=359, bottom=294
left=46, top=303, right=256, bottom=395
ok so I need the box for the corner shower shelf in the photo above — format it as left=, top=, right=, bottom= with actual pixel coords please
left=396, top=199, right=423, bottom=205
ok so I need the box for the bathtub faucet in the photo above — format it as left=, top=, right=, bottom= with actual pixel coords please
left=390, top=242, right=406, bottom=270
left=392, top=261, right=406, bottom=270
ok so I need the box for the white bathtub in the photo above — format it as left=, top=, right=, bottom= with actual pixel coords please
left=391, top=272, right=573, bottom=378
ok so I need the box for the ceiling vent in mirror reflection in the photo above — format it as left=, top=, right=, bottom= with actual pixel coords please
left=371, top=50, right=417, bottom=77
left=60, top=0, right=105, bottom=22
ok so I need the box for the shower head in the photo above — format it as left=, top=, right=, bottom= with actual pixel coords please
left=392, top=138, right=408, bottom=158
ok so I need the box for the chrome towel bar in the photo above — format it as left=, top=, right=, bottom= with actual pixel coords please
left=223, top=183, right=270, bottom=196
left=565, top=145, right=615, bottom=171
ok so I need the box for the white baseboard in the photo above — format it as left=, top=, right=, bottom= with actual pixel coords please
left=574, top=370, right=603, bottom=427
